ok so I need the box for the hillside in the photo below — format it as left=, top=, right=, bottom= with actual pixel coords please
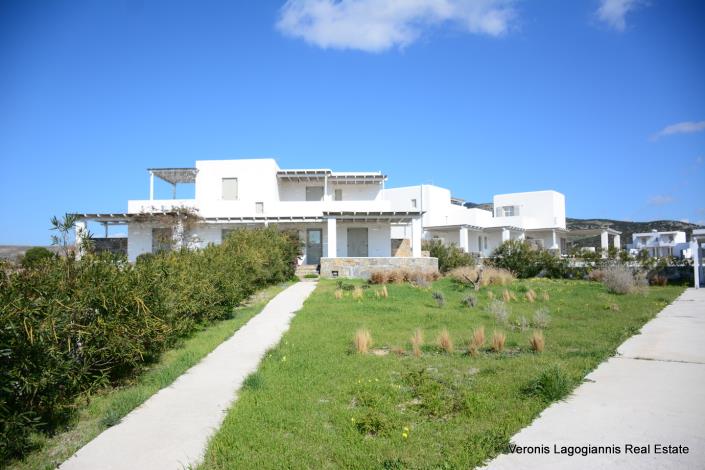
left=567, top=218, right=704, bottom=247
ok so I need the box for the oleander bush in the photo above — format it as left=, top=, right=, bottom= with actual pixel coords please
left=0, top=226, right=298, bottom=461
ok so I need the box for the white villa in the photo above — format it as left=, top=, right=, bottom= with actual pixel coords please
left=628, top=230, right=691, bottom=258
left=75, top=158, right=568, bottom=277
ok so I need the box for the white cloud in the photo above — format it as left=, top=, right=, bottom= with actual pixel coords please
left=276, top=0, right=517, bottom=52
left=651, top=121, right=705, bottom=140
left=596, top=0, right=641, bottom=32
left=648, top=195, right=675, bottom=206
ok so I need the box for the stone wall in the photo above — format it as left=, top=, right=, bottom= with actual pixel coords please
left=320, top=257, right=438, bottom=279
left=391, top=238, right=412, bottom=257
left=93, top=237, right=128, bottom=256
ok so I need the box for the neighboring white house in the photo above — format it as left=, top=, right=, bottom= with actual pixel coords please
left=386, top=185, right=567, bottom=256
left=74, top=158, right=568, bottom=276
left=628, top=230, right=690, bottom=258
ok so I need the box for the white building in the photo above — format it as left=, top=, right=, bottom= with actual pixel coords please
left=385, top=185, right=567, bottom=256
left=75, top=158, right=568, bottom=276
left=629, top=230, right=690, bottom=258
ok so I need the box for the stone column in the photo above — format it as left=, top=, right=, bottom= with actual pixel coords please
left=149, top=171, right=154, bottom=200
left=326, top=217, right=337, bottom=258
left=601, top=230, right=609, bottom=258
left=412, top=217, right=422, bottom=257
left=459, top=226, right=469, bottom=252
left=550, top=229, right=559, bottom=250
left=75, top=220, right=87, bottom=260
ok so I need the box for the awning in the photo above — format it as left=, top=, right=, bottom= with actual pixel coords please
left=148, top=168, right=198, bottom=184
left=324, top=211, right=421, bottom=223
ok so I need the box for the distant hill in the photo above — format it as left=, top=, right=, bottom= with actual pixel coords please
left=566, top=218, right=704, bottom=248
left=0, top=245, right=62, bottom=262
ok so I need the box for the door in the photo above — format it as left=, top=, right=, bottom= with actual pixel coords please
left=347, top=228, right=368, bottom=257
left=306, top=229, right=322, bottom=265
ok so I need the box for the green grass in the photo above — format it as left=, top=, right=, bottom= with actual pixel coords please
left=198, top=278, right=683, bottom=469
left=8, top=282, right=291, bottom=470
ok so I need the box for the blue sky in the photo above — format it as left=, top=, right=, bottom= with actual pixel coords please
left=1, top=0, right=704, bottom=245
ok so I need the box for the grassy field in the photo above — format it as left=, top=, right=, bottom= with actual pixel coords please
left=9, top=282, right=291, bottom=470
left=199, top=278, right=683, bottom=469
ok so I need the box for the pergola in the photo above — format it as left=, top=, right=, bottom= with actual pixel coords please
left=148, top=168, right=198, bottom=200
left=566, top=227, right=622, bottom=257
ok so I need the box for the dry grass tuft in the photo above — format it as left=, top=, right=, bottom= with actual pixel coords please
left=448, top=266, right=515, bottom=287
left=525, top=289, right=536, bottom=303
left=487, top=291, right=495, bottom=301
left=529, top=330, right=545, bottom=352
left=334, top=289, right=343, bottom=300
left=391, top=346, right=405, bottom=356
left=502, top=289, right=511, bottom=303
left=352, top=286, right=364, bottom=300
left=491, top=330, right=506, bottom=352
left=354, top=329, right=372, bottom=354
left=437, top=328, right=454, bottom=353
left=468, top=326, right=485, bottom=356
left=380, top=285, right=388, bottom=298
left=410, top=328, right=424, bottom=357
left=542, top=291, right=550, bottom=302
left=369, top=270, right=388, bottom=285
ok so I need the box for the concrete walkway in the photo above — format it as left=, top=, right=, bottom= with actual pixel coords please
left=484, top=288, right=705, bottom=470
left=60, top=281, right=317, bottom=470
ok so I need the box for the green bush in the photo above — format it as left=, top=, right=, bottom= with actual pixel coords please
left=422, top=239, right=476, bottom=273
left=20, top=246, right=54, bottom=268
left=0, top=226, right=298, bottom=461
left=488, top=240, right=567, bottom=278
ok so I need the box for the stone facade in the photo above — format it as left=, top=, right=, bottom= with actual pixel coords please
left=320, top=257, right=438, bottom=279
left=391, top=238, right=412, bottom=257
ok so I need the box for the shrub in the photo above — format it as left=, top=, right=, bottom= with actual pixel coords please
left=529, top=331, right=545, bottom=353
left=649, top=274, right=668, bottom=286
left=354, top=329, right=372, bottom=354
left=463, top=295, right=477, bottom=308
left=20, top=246, right=54, bottom=268
left=422, top=239, right=476, bottom=273
left=0, top=226, right=299, bottom=461
left=411, top=329, right=424, bottom=357
left=587, top=269, right=605, bottom=282
left=524, top=366, right=572, bottom=402
left=437, top=329, right=454, bottom=353
left=491, top=330, right=506, bottom=352
left=602, top=264, right=648, bottom=295
left=432, top=291, right=445, bottom=308
left=448, top=266, right=514, bottom=287
left=488, top=240, right=567, bottom=278
left=532, top=307, right=551, bottom=328
left=369, top=270, right=389, bottom=284
left=489, top=300, right=509, bottom=324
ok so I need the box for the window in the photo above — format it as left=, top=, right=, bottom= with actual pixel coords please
left=478, top=236, right=482, bottom=251
left=411, top=198, right=417, bottom=209
left=305, top=186, right=324, bottom=201
left=255, top=202, right=264, bottom=214
left=484, top=236, right=488, bottom=250
left=496, top=205, right=518, bottom=217
left=222, top=178, right=238, bottom=200
left=334, top=189, right=343, bottom=201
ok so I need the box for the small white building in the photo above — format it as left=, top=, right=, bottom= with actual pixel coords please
left=629, top=230, right=690, bottom=258
left=75, top=158, right=568, bottom=277
left=386, top=185, right=567, bottom=256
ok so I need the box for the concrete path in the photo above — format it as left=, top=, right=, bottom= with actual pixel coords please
left=60, top=281, right=317, bottom=470
left=484, top=288, right=705, bottom=470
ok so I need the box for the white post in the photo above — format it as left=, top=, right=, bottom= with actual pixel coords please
left=550, top=229, right=559, bottom=250
left=326, top=217, right=337, bottom=258
left=459, top=226, right=469, bottom=252
left=412, top=217, right=422, bottom=257
left=149, top=171, right=154, bottom=200
left=75, top=220, right=87, bottom=260
left=601, top=230, right=609, bottom=258
left=501, top=228, right=510, bottom=243
left=614, top=234, right=621, bottom=250
left=693, top=241, right=700, bottom=289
